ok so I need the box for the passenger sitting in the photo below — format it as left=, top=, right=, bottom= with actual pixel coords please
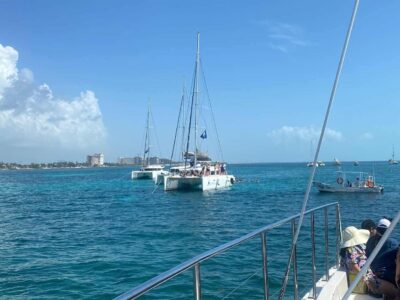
left=366, top=218, right=398, bottom=260
left=371, top=247, right=400, bottom=300
left=363, top=218, right=399, bottom=298
left=361, top=219, right=377, bottom=237
left=340, top=226, right=372, bottom=293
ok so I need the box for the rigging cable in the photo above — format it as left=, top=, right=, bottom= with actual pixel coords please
left=149, top=106, right=163, bottom=160
left=200, top=59, right=225, bottom=163
left=278, top=0, right=360, bottom=298
left=169, top=90, right=185, bottom=165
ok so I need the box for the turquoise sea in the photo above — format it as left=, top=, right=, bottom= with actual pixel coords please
left=1, top=162, right=399, bottom=299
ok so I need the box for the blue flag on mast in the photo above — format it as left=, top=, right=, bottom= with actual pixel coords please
left=200, top=130, right=207, bottom=139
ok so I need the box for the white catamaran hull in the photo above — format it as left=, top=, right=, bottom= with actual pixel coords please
left=154, top=171, right=170, bottom=185
left=313, top=182, right=383, bottom=193
left=131, top=170, right=163, bottom=180
left=164, top=174, right=235, bottom=191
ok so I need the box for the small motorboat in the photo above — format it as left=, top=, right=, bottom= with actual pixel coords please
left=313, top=171, right=383, bottom=193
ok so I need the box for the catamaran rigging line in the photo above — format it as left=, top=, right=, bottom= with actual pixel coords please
left=279, top=0, right=360, bottom=298
left=184, top=34, right=200, bottom=169
left=169, top=88, right=185, bottom=165
left=199, top=60, right=224, bottom=162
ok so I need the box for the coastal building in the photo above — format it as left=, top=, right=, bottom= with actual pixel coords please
left=87, top=153, right=104, bottom=167
left=118, top=156, right=171, bottom=165
left=149, top=156, right=160, bottom=165
left=118, top=156, right=144, bottom=165
left=118, top=157, right=135, bottom=165
left=159, top=158, right=172, bottom=165
left=133, top=156, right=142, bottom=165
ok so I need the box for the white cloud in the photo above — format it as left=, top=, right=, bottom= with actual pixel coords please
left=360, top=132, right=373, bottom=140
left=0, top=44, right=18, bottom=97
left=267, top=126, right=343, bottom=144
left=257, top=20, right=310, bottom=53
left=0, top=43, right=106, bottom=159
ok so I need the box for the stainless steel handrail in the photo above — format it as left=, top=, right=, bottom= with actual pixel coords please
left=115, top=202, right=340, bottom=300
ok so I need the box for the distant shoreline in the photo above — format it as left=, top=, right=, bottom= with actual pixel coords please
left=0, top=160, right=392, bottom=171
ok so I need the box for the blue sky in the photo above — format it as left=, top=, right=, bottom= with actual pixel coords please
left=0, top=0, right=399, bottom=163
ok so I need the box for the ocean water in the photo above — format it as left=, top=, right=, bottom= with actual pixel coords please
left=0, top=162, right=399, bottom=299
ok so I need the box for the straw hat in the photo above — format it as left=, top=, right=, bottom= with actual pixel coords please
left=341, top=226, right=370, bottom=248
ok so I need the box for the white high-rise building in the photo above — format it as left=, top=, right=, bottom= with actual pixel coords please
left=87, top=153, right=104, bottom=166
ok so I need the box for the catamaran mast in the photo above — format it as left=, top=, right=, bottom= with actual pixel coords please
left=142, top=104, right=150, bottom=167
left=184, top=33, right=200, bottom=170
left=194, top=32, right=200, bottom=167
left=180, top=83, right=186, bottom=162
left=392, top=144, right=395, bottom=161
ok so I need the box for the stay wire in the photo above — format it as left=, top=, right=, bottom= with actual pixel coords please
left=150, top=107, right=163, bottom=160
left=278, top=0, right=360, bottom=298
left=200, top=59, right=225, bottom=163
left=169, top=92, right=185, bottom=165
left=221, top=269, right=260, bottom=300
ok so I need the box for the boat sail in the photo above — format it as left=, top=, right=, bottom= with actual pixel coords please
left=164, top=33, right=235, bottom=191
left=388, top=145, right=398, bottom=164
left=131, top=104, right=164, bottom=180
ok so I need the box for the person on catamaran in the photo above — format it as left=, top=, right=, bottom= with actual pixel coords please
left=221, top=164, right=225, bottom=174
left=340, top=226, right=374, bottom=294
left=360, top=218, right=399, bottom=298
left=366, top=218, right=398, bottom=260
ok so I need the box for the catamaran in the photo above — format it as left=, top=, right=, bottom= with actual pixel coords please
left=163, top=33, right=235, bottom=191
left=131, top=104, right=165, bottom=180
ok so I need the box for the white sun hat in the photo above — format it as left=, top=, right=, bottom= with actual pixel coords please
left=341, top=226, right=370, bottom=248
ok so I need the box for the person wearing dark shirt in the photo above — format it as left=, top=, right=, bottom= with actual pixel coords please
left=366, top=218, right=399, bottom=266
left=363, top=218, right=400, bottom=299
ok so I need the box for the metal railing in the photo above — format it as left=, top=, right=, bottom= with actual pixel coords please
left=115, top=202, right=341, bottom=300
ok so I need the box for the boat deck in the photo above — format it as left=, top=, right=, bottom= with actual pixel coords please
left=302, top=267, right=383, bottom=300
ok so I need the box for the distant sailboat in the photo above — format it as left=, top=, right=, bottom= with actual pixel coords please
left=353, top=161, right=359, bottom=166
left=131, top=104, right=165, bottom=180
left=333, top=157, right=341, bottom=166
left=388, top=145, right=399, bottom=164
left=307, top=141, right=324, bottom=167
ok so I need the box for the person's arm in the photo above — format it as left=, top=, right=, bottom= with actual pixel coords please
left=350, top=263, right=361, bottom=273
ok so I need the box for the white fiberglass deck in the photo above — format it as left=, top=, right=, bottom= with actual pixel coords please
left=302, top=267, right=382, bottom=300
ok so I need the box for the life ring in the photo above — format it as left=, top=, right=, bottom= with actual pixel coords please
left=367, top=181, right=374, bottom=188
left=337, top=177, right=344, bottom=185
